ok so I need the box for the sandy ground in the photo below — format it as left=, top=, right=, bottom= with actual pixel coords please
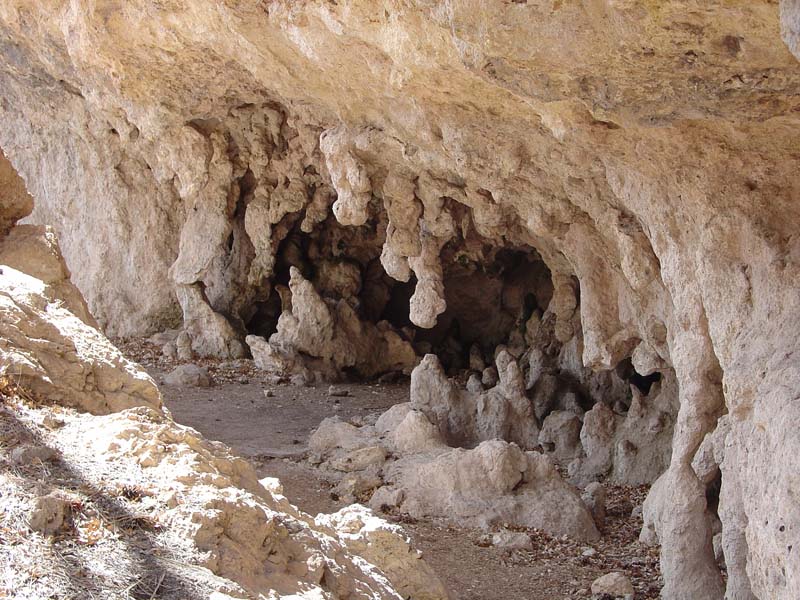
left=116, top=340, right=663, bottom=599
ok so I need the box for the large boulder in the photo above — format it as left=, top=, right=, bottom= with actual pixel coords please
left=248, top=267, right=418, bottom=379
left=391, top=440, right=600, bottom=541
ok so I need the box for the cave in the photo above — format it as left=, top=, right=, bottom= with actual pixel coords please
left=2, top=3, right=800, bottom=600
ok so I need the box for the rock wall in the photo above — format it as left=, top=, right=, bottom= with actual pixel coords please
left=1, top=2, right=800, bottom=598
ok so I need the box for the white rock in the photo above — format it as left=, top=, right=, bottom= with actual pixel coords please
left=492, top=530, right=533, bottom=552
left=163, top=364, right=212, bottom=387
left=591, top=572, right=634, bottom=599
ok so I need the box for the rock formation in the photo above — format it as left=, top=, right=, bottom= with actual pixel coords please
left=308, top=406, right=600, bottom=542
left=0, top=170, right=447, bottom=600
left=1, top=2, right=800, bottom=598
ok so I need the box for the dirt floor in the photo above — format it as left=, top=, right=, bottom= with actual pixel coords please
left=120, top=340, right=663, bottom=600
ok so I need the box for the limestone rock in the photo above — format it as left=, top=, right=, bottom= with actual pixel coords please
left=375, top=402, right=412, bottom=434
left=391, top=440, right=600, bottom=541
left=2, top=2, right=800, bottom=597
left=329, top=446, right=387, bottom=472
left=391, top=410, right=447, bottom=454
left=28, top=493, right=70, bottom=536
left=249, top=267, right=417, bottom=379
left=539, top=410, right=583, bottom=462
left=309, top=417, right=378, bottom=455
left=411, top=354, right=539, bottom=450
left=163, top=364, right=213, bottom=388
left=0, top=267, right=161, bottom=415
left=481, top=367, right=499, bottom=388
left=316, top=505, right=450, bottom=600
left=569, top=375, right=677, bottom=486
left=492, top=531, right=533, bottom=552
left=176, top=284, right=246, bottom=359
left=369, top=486, right=406, bottom=513
left=0, top=149, right=33, bottom=236
left=591, top=572, right=634, bottom=599
left=11, top=444, right=59, bottom=465
left=0, top=225, right=96, bottom=327
left=15, top=400, right=448, bottom=600
left=466, top=373, right=483, bottom=393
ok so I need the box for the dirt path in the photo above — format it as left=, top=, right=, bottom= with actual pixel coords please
left=120, top=341, right=662, bottom=599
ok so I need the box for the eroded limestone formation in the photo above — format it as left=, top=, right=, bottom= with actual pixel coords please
left=308, top=407, right=600, bottom=542
left=1, top=2, right=800, bottom=598
left=0, top=173, right=447, bottom=600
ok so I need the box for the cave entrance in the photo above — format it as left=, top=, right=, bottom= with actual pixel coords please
left=241, top=204, right=556, bottom=382
left=409, top=246, right=553, bottom=373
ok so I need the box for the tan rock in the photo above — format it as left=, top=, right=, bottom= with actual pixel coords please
left=0, top=267, right=161, bottom=415
left=28, top=493, right=70, bottom=536
left=0, top=149, right=33, bottom=236
left=0, top=225, right=96, bottom=327
left=591, top=572, right=634, bottom=599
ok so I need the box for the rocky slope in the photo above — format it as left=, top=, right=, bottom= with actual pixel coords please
left=1, top=2, right=800, bottom=598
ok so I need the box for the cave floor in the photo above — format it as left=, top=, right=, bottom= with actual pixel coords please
left=118, top=340, right=663, bottom=600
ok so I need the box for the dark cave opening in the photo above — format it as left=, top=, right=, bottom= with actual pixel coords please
left=239, top=204, right=558, bottom=379
left=615, top=357, right=662, bottom=395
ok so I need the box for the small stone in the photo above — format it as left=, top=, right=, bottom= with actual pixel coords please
left=466, top=373, right=483, bottom=393
left=492, top=530, right=533, bottom=552
left=582, top=547, right=597, bottom=557
left=290, top=373, right=311, bottom=387
left=42, top=415, right=65, bottom=430
left=591, top=572, right=634, bottom=599
left=29, top=493, right=70, bottom=535
left=481, top=366, right=498, bottom=387
left=12, top=444, right=58, bottom=465
left=163, top=364, right=212, bottom=387
left=264, top=389, right=275, bottom=398
left=328, top=385, right=350, bottom=397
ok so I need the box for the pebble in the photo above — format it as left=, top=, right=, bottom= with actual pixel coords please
left=328, top=385, right=350, bottom=397
left=11, top=445, right=59, bottom=465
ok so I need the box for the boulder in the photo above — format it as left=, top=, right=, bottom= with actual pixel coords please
left=492, top=530, right=533, bottom=552
left=391, top=440, right=600, bottom=540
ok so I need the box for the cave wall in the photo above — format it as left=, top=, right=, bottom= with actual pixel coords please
left=1, top=2, right=800, bottom=598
